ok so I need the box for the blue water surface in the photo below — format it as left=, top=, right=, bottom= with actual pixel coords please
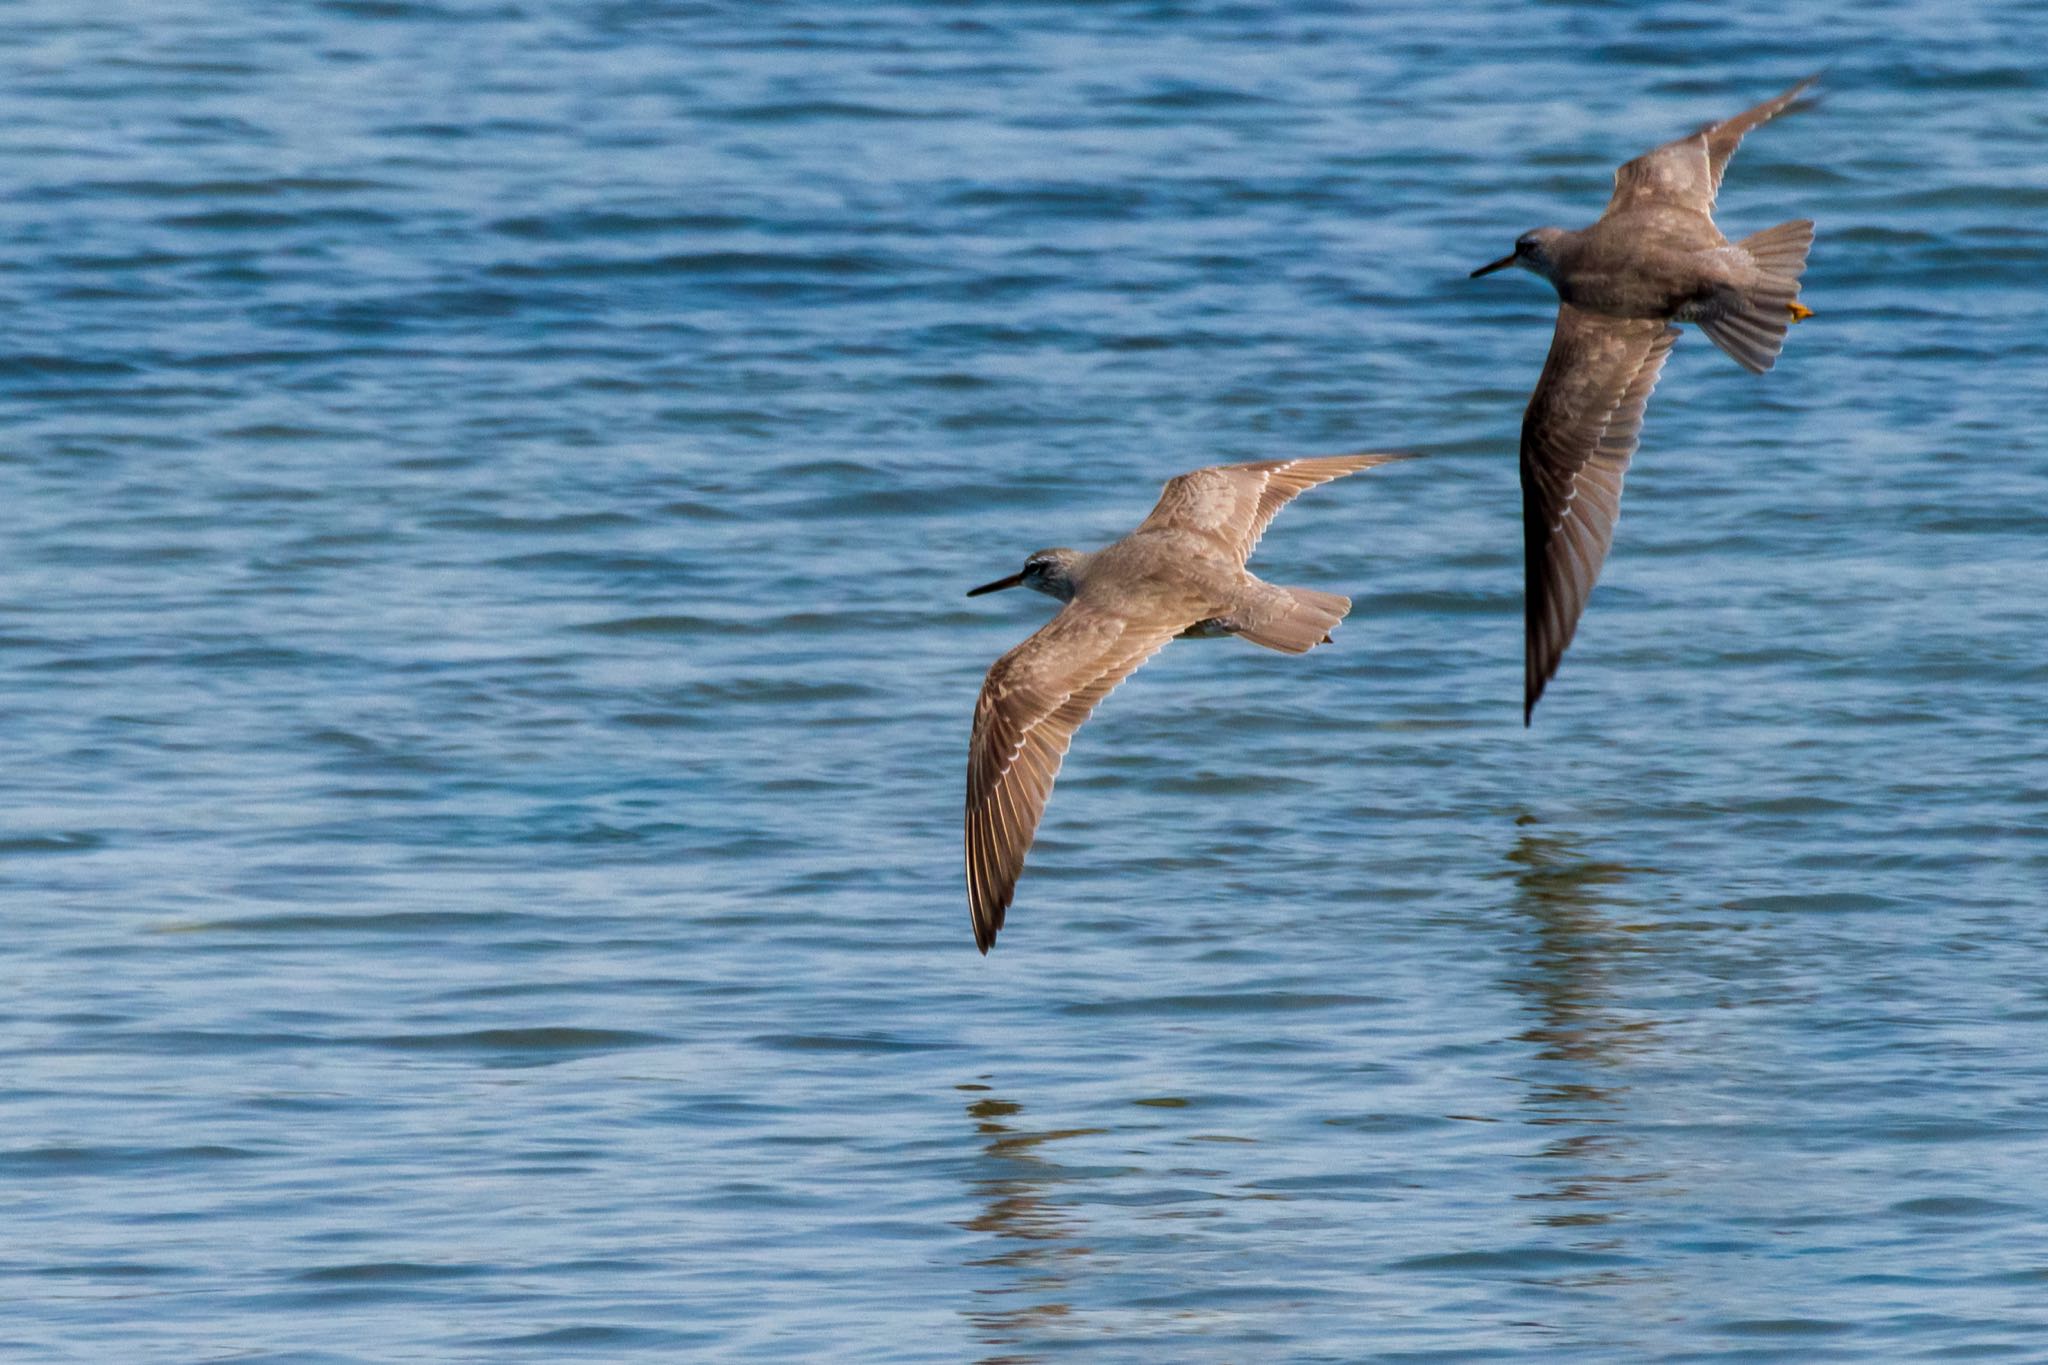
left=3, top=1, right=2046, bottom=1359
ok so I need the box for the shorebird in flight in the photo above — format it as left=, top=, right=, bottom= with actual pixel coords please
left=1472, top=75, right=1818, bottom=723
left=962, top=453, right=1413, bottom=953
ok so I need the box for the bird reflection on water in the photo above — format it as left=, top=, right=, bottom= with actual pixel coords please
left=955, top=1085, right=1105, bottom=1359
left=1500, top=827, right=1676, bottom=1253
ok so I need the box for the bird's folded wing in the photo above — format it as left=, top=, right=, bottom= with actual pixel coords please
left=1606, top=74, right=1817, bottom=216
left=1136, top=452, right=1412, bottom=566
left=1521, top=305, right=1679, bottom=722
left=966, top=605, right=1180, bottom=952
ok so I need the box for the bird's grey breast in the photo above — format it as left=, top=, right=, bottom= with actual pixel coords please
left=1557, top=210, right=1729, bottom=319
left=1084, top=531, right=1239, bottom=622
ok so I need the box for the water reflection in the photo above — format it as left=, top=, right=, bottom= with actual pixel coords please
left=955, top=1084, right=1104, bottom=1361
left=1500, top=827, right=1674, bottom=1240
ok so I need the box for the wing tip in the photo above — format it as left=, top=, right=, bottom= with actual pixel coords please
left=1332, top=449, right=1424, bottom=468
left=1228, top=450, right=1421, bottom=480
left=968, top=847, right=1009, bottom=952
left=1726, top=70, right=1822, bottom=109
left=1722, top=71, right=1824, bottom=136
left=1777, top=73, right=1824, bottom=123
left=969, top=896, right=1003, bottom=954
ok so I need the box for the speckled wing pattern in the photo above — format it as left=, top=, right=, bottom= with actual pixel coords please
left=966, top=605, right=1180, bottom=953
left=1606, top=74, right=1817, bottom=216
left=1521, top=304, right=1679, bottom=723
left=1136, top=453, right=1413, bottom=565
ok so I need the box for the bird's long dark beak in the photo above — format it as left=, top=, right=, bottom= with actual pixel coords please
left=1470, top=253, right=1517, bottom=279
left=966, top=571, right=1025, bottom=597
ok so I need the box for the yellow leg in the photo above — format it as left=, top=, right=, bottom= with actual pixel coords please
left=1787, top=300, right=1814, bottom=322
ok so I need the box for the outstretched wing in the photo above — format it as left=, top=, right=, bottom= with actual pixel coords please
left=1521, top=305, right=1679, bottom=723
left=966, top=605, right=1180, bottom=953
left=1607, top=74, right=1817, bottom=216
left=1137, top=452, right=1414, bottom=566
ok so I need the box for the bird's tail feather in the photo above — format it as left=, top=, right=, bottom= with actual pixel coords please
left=1229, top=584, right=1351, bottom=655
left=1741, top=218, right=1815, bottom=279
left=1700, top=219, right=1814, bottom=375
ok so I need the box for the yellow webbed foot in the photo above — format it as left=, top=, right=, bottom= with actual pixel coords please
left=1787, top=301, right=1814, bottom=323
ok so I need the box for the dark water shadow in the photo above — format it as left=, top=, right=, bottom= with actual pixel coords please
left=1497, top=825, right=1679, bottom=1260
left=953, top=1084, right=1105, bottom=1363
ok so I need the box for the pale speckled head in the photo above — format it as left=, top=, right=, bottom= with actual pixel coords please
left=966, top=547, right=1083, bottom=601
left=1471, top=226, right=1567, bottom=281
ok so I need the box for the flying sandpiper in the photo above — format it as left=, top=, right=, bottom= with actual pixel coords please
left=1472, top=75, right=1819, bottom=722
left=962, top=453, right=1413, bottom=952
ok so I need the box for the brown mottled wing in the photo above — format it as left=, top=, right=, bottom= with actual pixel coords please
left=1521, top=305, right=1679, bottom=724
left=1136, top=452, right=1414, bottom=566
left=1606, top=74, right=1817, bottom=215
left=966, top=605, right=1180, bottom=953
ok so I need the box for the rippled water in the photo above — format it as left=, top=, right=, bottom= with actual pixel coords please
left=4, top=1, right=2046, bottom=1359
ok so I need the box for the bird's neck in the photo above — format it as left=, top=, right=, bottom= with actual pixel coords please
left=1529, top=229, right=1585, bottom=283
